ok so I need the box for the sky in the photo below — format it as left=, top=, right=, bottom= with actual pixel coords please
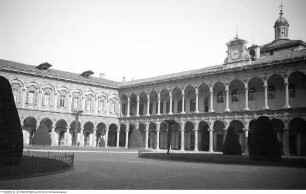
left=1, top=0, right=306, bottom=82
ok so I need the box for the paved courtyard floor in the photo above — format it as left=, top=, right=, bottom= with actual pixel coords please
left=1, top=152, right=306, bottom=190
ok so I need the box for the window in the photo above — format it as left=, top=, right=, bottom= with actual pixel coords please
left=217, top=91, right=224, bottom=103
left=270, top=51, right=274, bottom=55
left=12, top=89, right=18, bottom=102
left=122, top=104, right=126, bottom=115
left=248, top=87, right=256, bottom=101
left=59, top=94, right=65, bottom=107
left=43, top=93, right=51, bottom=106
left=190, top=99, right=196, bottom=112
left=204, top=97, right=209, bottom=112
left=160, top=102, right=164, bottom=114
left=178, top=100, right=182, bottom=113
left=149, top=103, right=152, bottom=114
left=73, top=96, right=80, bottom=109
left=289, top=84, right=295, bottom=97
left=268, top=86, right=275, bottom=99
left=166, top=102, right=170, bottom=113
left=28, top=91, right=35, bottom=104
left=281, top=28, right=285, bottom=36
left=86, top=98, right=92, bottom=111
left=231, top=90, right=239, bottom=102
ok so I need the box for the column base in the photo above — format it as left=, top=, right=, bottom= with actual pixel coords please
left=263, top=106, right=269, bottom=110
left=157, top=113, right=161, bottom=116
left=181, top=111, right=185, bottom=114
left=146, top=114, right=150, bottom=116
left=194, top=148, right=198, bottom=152
left=243, top=107, right=249, bottom=111
left=127, top=115, right=130, bottom=117
left=284, top=105, right=290, bottom=109
left=168, top=112, right=173, bottom=115
left=136, top=114, right=140, bottom=117
left=209, top=110, right=214, bottom=113
left=224, top=108, right=230, bottom=112
left=195, top=110, right=199, bottom=113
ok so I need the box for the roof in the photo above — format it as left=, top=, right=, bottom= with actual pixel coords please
left=260, top=39, right=306, bottom=52
left=0, top=59, right=119, bottom=88
left=274, top=13, right=289, bottom=27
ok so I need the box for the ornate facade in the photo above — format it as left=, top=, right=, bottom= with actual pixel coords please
left=1, top=8, right=306, bottom=156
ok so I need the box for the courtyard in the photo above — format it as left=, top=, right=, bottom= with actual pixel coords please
left=1, top=151, right=306, bottom=190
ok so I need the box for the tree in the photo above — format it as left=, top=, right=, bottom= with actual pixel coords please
left=249, top=116, right=281, bottom=161
left=32, top=124, right=52, bottom=146
left=0, top=76, right=23, bottom=166
left=223, top=126, right=242, bottom=155
left=128, top=128, right=144, bottom=148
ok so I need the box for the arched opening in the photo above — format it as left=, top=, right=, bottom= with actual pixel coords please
left=96, top=122, right=106, bottom=147
left=83, top=121, right=94, bottom=146
left=184, top=121, right=194, bottom=150
left=198, top=84, right=210, bottom=113
left=172, top=87, right=182, bottom=114
left=248, top=77, right=264, bottom=110
left=198, top=121, right=209, bottom=151
left=69, top=120, right=81, bottom=146
left=229, top=80, right=245, bottom=111
left=39, top=118, right=53, bottom=133
left=129, top=94, right=137, bottom=117
left=120, top=95, right=128, bottom=116
left=159, top=122, right=168, bottom=149
left=139, top=123, right=146, bottom=146
left=267, top=74, right=285, bottom=110
left=55, top=119, right=68, bottom=146
left=213, top=120, right=225, bottom=152
left=119, top=124, right=126, bottom=147
left=160, top=89, right=170, bottom=115
left=288, top=71, right=306, bottom=108
left=149, top=91, right=158, bottom=115
left=108, top=123, right=118, bottom=147
left=213, top=82, right=226, bottom=113
left=184, top=85, right=196, bottom=113
left=23, top=117, right=37, bottom=145
left=149, top=123, right=157, bottom=148
left=170, top=122, right=181, bottom=150
left=229, top=120, right=245, bottom=153
left=248, top=119, right=257, bottom=151
left=139, top=92, right=147, bottom=116
left=289, top=118, right=306, bottom=156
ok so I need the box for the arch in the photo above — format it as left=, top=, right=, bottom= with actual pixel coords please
left=160, top=89, right=170, bottom=115
left=58, top=86, right=70, bottom=94
left=159, top=121, right=168, bottom=149
left=129, top=93, right=137, bottom=117
left=119, top=124, right=126, bottom=147
left=83, top=121, right=94, bottom=146
left=96, top=122, right=107, bottom=147
left=213, top=82, right=226, bottom=113
left=23, top=117, right=37, bottom=144
left=108, top=123, right=118, bottom=147
left=288, top=71, right=306, bottom=108
left=229, top=80, right=245, bottom=111
left=172, top=87, right=182, bottom=114
left=138, top=92, right=147, bottom=116
left=198, top=83, right=210, bottom=113
left=184, top=121, right=195, bottom=150
left=69, top=120, right=81, bottom=146
left=40, top=118, right=53, bottom=133
left=198, top=121, right=209, bottom=151
left=55, top=119, right=68, bottom=146
left=10, top=79, right=24, bottom=106
left=229, top=120, right=245, bottom=152
left=289, top=117, right=306, bottom=156
left=267, top=74, right=285, bottom=109
left=10, top=78, right=24, bottom=87
left=148, top=122, right=157, bottom=148
left=248, top=77, right=264, bottom=110
left=213, top=120, right=225, bottom=152
left=184, top=85, right=196, bottom=113
left=26, top=82, right=39, bottom=90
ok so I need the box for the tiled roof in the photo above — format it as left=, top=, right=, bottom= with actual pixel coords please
left=0, top=59, right=119, bottom=88
left=261, top=39, right=306, bottom=51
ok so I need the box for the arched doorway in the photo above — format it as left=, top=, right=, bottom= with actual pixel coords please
left=96, top=122, right=106, bottom=147
left=55, top=119, right=68, bottom=146
left=198, top=121, right=209, bottom=151
left=184, top=121, right=194, bottom=150
left=229, top=120, right=245, bottom=153
left=213, top=120, right=225, bottom=152
left=289, top=118, right=306, bottom=156
left=83, top=121, right=94, bottom=146
left=149, top=123, right=157, bottom=148
left=108, top=123, right=118, bottom=147
left=23, top=117, right=37, bottom=145
left=69, top=120, right=81, bottom=146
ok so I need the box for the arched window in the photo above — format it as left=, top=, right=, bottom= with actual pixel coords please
left=268, top=86, right=275, bottom=99
left=248, top=87, right=256, bottom=101
left=26, top=85, right=38, bottom=106
left=217, top=91, right=224, bottom=103
left=72, top=92, right=82, bottom=110
left=57, top=89, right=68, bottom=108
left=42, top=86, right=54, bottom=107
left=231, top=89, right=239, bottom=102
left=11, top=82, right=23, bottom=106
left=85, top=94, right=94, bottom=112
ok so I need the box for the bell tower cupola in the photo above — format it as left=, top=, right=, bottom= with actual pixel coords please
left=274, top=3, right=289, bottom=40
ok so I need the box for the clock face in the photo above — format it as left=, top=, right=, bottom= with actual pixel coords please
left=230, top=49, right=240, bottom=60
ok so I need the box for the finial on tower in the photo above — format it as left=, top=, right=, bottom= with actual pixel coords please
left=279, top=1, right=284, bottom=14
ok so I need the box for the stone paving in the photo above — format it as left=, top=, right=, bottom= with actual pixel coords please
left=1, top=152, right=306, bottom=190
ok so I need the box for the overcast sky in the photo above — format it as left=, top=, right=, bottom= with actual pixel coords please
left=1, top=0, right=306, bottom=82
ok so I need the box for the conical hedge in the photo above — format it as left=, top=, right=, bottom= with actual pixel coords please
left=32, top=124, right=52, bottom=146
left=128, top=128, right=144, bottom=148
left=223, top=126, right=242, bottom=155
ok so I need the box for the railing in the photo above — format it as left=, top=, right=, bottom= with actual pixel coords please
left=0, top=151, right=74, bottom=180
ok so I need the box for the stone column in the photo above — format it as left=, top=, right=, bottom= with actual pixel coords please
left=92, top=127, right=97, bottom=147
left=194, top=121, right=199, bottom=152
left=81, top=96, right=85, bottom=111
left=105, top=129, right=109, bottom=148
left=156, top=122, right=160, bottom=150
left=106, top=98, right=109, bottom=116
left=195, top=87, right=199, bottom=113
left=38, top=90, right=42, bottom=109
left=51, top=126, right=56, bottom=146
left=224, top=84, right=230, bottom=112
left=53, top=92, right=58, bottom=111
left=244, top=83, right=249, bottom=111
left=68, top=94, right=72, bottom=113
left=180, top=122, right=185, bottom=151
left=127, top=96, right=130, bottom=117
left=283, top=127, right=290, bottom=156
left=146, top=94, right=150, bottom=116
left=169, top=91, right=173, bottom=115
left=79, top=128, right=84, bottom=146
left=157, top=92, right=161, bottom=115
left=209, top=86, right=214, bottom=112
left=94, top=98, right=98, bottom=115
left=284, top=78, right=290, bottom=108
left=181, top=94, right=185, bottom=114
left=263, top=80, right=269, bottom=109
left=116, top=129, right=120, bottom=148
left=136, top=95, right=140, bottom=116
left=244, top=129, right=249, bottom=155
left=145, top=123, right=149, bottom=149
left=125, top=126, right=129, bottom=148
left=209, top=128, right=214, bottom=152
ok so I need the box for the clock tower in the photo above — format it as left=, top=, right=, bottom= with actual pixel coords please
left=224, top=35, right=251, bottom=69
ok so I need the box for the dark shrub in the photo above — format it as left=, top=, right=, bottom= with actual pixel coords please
left=223, top=126, right=242, bottom=155
left=32, top=124, right=52, bottom=146
left=128, top=128, right=144, bottom=148
left=98, top=138, right=105, bottom=147
left=0, top=76, right=23, bottom=166
left=249, top=116, right=281, bottom=161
